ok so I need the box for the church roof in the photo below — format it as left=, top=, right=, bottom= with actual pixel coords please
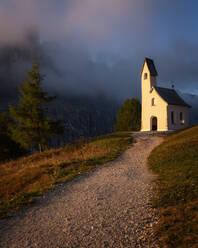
left=144, top=58, right=158, bottom=76
left=155, top=87, right=191, bottom=107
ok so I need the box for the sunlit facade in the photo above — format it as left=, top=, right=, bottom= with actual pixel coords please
left=141, top=58, right=190, bottom=131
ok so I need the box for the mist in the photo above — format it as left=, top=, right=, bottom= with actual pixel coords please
left=0, top=0, right=198, bottom=104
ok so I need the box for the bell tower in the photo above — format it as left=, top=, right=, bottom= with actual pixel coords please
left=141, top=58, right=158, bottom=93
left=141, top=58, right=158, bottom=131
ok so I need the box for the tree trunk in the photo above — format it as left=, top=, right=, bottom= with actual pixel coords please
left=38, top=143, right=42, bottom=153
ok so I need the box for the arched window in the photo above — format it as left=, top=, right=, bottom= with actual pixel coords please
left=144, top=73, right=147, bottom=80
left=180, top=112, right=184, bottom=124
left=180, top=112, right=183, bottom=120
left=171, top=111, right=174, bottom=124
left=151, top=98, right=155, bottom=106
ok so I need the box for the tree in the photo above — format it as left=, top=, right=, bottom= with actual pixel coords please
left=9, top=62, right=63, bottom=152
left=114, top=98, right=141, bottom=132
left=0, top=112, right=27, bottom=162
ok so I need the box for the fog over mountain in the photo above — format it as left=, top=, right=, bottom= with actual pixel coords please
left=0, top=27, right=140, bottom=103
left=178, top=92, right=198, bottom=125
left=0, top=0, right=198, bottom=137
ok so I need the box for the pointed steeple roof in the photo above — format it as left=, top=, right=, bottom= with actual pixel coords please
left=141, top=57, right=158, bottom=77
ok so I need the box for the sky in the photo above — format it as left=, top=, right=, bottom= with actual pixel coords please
left=0, top=0, right=198, bottom=101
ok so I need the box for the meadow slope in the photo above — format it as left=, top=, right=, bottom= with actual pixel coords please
left=0, top=132, right=132, bottom=217
left=148, top=125, right=198, bottom=247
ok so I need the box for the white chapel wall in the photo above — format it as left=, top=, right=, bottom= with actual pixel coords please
left=141, top=62, right=168, bottom=131
left=167, top=105, right=190, bottom=130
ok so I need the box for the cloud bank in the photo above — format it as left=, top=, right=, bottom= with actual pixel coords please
left=0, top=0, right=198, bottom=103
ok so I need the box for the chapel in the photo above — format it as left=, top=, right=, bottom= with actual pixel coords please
left=141, top=58, right=191, bottom=131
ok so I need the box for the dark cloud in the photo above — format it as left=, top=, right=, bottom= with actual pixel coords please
left=154, top=41, right=198, bottom=93
left=0, top=0, right=198, bottom=104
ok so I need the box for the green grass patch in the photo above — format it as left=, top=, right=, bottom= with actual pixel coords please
left=148, top=125, right=198, bottom=247
left=0, top=132, right=132, bottom=218
left=0, top=192, right=37, bottom=218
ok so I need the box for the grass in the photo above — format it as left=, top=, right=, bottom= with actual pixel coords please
left=0, top=132, right=132, bottom=218
left=148, top=125, right=198, bottom=248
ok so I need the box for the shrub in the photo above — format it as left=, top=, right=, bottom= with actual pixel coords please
left=114, top=98, right=141, bottom=131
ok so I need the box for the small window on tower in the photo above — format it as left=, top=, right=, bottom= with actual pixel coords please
left=151, top=98, right=155, bottom=106
left=144, top=73, right=147, bottom=80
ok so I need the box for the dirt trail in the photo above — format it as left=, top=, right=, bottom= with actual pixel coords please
left=0, top=136, right=162, bottom=248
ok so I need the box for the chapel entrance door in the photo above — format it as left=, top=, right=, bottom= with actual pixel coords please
left=151, top=116, right=157, bottom=131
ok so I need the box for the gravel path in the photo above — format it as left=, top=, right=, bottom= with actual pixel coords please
left=0, top=136, right=162, bottom=248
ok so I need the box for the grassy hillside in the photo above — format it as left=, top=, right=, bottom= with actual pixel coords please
left=148, top=125, right=198, bottom=248
left=0, top=132, right=132, bottom=218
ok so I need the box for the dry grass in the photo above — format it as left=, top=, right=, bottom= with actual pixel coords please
left=148, top=125, right=198, bottom=247
left=0, top=132, right=132, bottom=217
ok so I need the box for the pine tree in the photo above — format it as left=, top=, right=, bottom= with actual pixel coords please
left=114, top=98, right=141, bottom=132
left=9, top=62, right=63, bottom=152
left=0, top=112, right=27, bottom=161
